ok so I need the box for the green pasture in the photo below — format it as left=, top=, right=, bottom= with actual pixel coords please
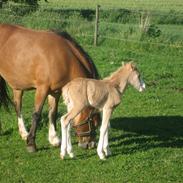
left=0, top=1, right=183, bottom=183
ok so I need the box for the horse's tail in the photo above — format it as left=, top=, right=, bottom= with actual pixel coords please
left=0, top=76, right=12, bottom=111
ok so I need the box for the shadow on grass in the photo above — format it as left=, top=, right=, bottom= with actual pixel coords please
left=0, top=128, right=13, bottom=136
left=110, top=116, right=183, bottom=155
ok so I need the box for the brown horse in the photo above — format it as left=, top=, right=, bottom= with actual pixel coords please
left=0, top=24, right=100, bottom=152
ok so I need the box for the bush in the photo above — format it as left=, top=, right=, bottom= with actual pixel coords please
left=146, top=24, right=161, bottom=38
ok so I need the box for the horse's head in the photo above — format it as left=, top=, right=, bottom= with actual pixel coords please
left=126, top=62, right=146, bottom=92
left=73, top=107, right=101, bottom=149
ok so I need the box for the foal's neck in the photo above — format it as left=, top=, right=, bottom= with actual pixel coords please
left=104, top=67, right=130, bottom=94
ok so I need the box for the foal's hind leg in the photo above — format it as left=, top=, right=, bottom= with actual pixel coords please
left=60, top=106, right=84, bottom=159
left=13, top=89, right=28, bottom=140
left=48, top=94, right=60, bottom=147
left=66, top=123, right=74, bottom=158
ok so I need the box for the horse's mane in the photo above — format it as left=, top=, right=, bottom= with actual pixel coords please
left=53, top=31, right=100, bottom=79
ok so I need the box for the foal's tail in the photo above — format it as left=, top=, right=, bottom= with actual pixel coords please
left=0, top=76, right=12, bottom=111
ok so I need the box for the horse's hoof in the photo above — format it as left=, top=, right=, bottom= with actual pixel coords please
left=20, top=132, right=28, bottom=141
left=78, top=142, right=88, bottom=149
left=49, top=136, right=61, bottom=147
left=26, top=145, right=37, bottom=153
left=88, top=141, right=96, bottom=149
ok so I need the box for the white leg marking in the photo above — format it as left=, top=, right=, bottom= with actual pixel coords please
left=60, top=116, right=67, bottom=159
left=48, top=123, right=60, bottom=147
left=97, top=108, right=112, bottom=160
left=67, top=123, right=74, bottom=158
left=103, top=126, right=111, bottom=157
left=18, top=115, right=28, bottom=140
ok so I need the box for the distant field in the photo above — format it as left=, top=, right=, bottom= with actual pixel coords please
left=0, top=1, right=183, bottom=183
left=38, top=0, right=183, bottom=11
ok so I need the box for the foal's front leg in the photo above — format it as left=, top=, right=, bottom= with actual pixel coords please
left=97, top=108, right=112, bottom=160
left=103, top=123, right=112, bottom=157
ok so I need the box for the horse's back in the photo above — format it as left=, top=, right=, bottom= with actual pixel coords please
left=0, top=24, right=73, bottom=90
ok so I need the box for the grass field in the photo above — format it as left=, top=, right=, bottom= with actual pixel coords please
left=0, top=1, right=183, bottom=183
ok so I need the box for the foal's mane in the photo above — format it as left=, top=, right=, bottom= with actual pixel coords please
left=104, top=64, right=125, bottom=81
left=104, top=62, right=136, bottom=81
left=53, top=31, right=100, bottom=79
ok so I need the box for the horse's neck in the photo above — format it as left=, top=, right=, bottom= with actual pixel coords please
left=65, top=39, right=94, bottom=78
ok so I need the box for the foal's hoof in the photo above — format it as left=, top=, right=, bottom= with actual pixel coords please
left=68, top=152, right=74, bottom=159
left=26, top=145, right=37, bottom=153
left=60, top=154, right=65, bottom=160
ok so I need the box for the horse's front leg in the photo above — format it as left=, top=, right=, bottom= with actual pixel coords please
left=97, top=108, right=112, bottom=160
left=13, top=89, right=28, bottom=140
left=26, top=86, right=49, bottom=152
left=48, top=94, right=60, bottom=147
left=60, top=114, right=68, bottom=159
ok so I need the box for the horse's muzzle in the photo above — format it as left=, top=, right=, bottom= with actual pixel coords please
left=78, top=141, right=96, bottom=149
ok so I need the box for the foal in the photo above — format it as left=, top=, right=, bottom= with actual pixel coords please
left=60, top=62, right=145, bottom=160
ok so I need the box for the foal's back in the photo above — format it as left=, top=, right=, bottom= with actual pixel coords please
left=63, top=78, right=120, bottom=109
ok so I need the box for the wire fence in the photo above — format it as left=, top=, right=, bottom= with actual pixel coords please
left=0, top=2, right=183, bottom=49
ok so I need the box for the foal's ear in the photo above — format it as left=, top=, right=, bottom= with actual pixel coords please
left=130, top=61, right=136, bottom=70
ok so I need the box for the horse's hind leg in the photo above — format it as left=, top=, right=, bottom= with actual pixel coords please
left=48, top=94, right=60, bottom=147
left=13, top=89, right=28, bottom=140
left=27, top=86, right=49, bottom=152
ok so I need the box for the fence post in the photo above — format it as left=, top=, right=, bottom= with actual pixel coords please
left=94, top=5, right=100, bottom=46
left=140, top=11, right=150, bottom=33
left=0, top=0, right=2, bottom=9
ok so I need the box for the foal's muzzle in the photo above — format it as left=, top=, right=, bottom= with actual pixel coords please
left=139, top=80, right=146, bottom=92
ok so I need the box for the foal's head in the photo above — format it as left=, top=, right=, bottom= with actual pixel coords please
left=126, top=62, right=145, bottom=92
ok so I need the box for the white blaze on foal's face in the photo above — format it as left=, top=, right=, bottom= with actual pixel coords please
left=128, top=70, right=145, bottom=92
left=139, top=78, right=146, bottom=92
